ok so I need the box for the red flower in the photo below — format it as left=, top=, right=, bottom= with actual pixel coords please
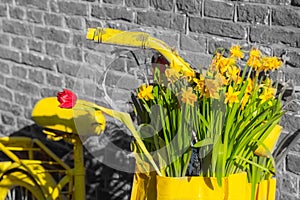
left=57, top=89, right=77, bottom=108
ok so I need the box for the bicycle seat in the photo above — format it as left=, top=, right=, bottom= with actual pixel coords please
left=31, top=97, right=106, bottom=136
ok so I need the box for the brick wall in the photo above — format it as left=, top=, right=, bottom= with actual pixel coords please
left=0, top=0, right=300, bottom=199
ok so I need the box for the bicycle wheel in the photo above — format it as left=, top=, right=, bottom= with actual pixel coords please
left=0, top=171, right=45, bottom=200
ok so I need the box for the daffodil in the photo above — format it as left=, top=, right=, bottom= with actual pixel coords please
left=225, top=86, right=240, bottom=107
left=230, top=45, right=244, bottom=59
left=261, top=56, right=282, bottom=71
left=249, top=48, right=261, bottom=59
left=193, top=74, right=205, bottom=93
left=205, top=79, right=222, bottom=99
left=181, top=87, right=197, bottom=106
left=165, top=68, right=181, bottom=83
left=247, top=57, right=262, bottom=71
left=138, top=84, right=154, bottom=101
left=241, top=93, right=250, bottom=110
left=245, top=78, right=253, bottom=94
left=259, top=87, right=276, bottom=105
left=227, top=66, right=240, bottom=82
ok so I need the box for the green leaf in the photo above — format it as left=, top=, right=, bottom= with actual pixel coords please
left=193, top=138, right=213, bottom=148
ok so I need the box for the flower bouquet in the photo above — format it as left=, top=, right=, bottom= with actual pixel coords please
left=50, top=28, right=285, bottom=200
left=129, top=46, right=284, bottom=200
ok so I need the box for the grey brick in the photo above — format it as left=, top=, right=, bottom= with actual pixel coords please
left=207, top=38, right=241, bottom=54
left=245, top=0, right=290, bottom=5
left=15, top=93, right=30, bottom=106
left=182, top=52, right=212, bottom=70
left=0, top=46, right=21, bottom=63
left=34, top=26, right=70, bottom=44
left=1, top=113, right=15, bottom=126
left=237, top=3, right=269, bottom=24
left=65, top=16, right=84, bottom=30
left=0, top=61, right=10, bottom=74
left=125, top=0, right=148, bottom=8
left=204, top=0, right=234, bottom=20
left=28, top=39, right=43, bottom=53
left=137, top=11, right=172, bottom=29
left=0, top=87, right=13, bottom=101
left=278, top=172, right=298, bottom=195
left=0, top=100, right=10, bottom=112
left=44, top=13, right=64, bottom=27
left=57, top=1, right=88, bottom=16
left=176, top=0, right=201, bottom=15
left=5, top=77, right=40, bottom=96
left=189, top=17, right=247, bottom=40
left=0, top=4, right=7, bottom=17
left=11, top=65, right=27, bottom=78
left=171, top=14, right=186, bottom=32
left=73, top=33, right=86, bottom=47
left=46, top=72, right=63, bottom=87
left=64, top=46, right=83, bottom=62
left=57, top=60, right=80, bottom=76
left=152, top=31, right=179, bottom=48
left=10, top=103, right=26, bottom=116
left=64, top=77, right=75, bottom=89
left=0, top=34, right=10, bottom=46
left=180, top=34, right=206, bottom=53
left=287, top=153, right=300, bottom=174
left=103, top=0, right=123, bottom=4
left=108, top=58, right=126, bottom=72
left=15, top=0, right=48, bottom=11
left=250, top=25, right=300, bottom=48
left=22, top=52, right=55, bottom=71
left=150, top=0, right=173, bottom=11
left=3, top=19, right=33, bottom=37
left=0, top=74, right=4, bottom=85
left=46, top=42, right=63, bottom=58
left=272, top=6, right=300, bottom=28
left=28, top=69, right=44, bottom=84
left=84, top=51, right=103, bottom=65
left=40, top=88, right=58, bottom=98
left=9, top=5, right=25, bottom=20
left=92, top=5, right=134, bottom=22
left=11, top=37, right=27, bottom=50
left=27, top=9, right=43, bottom=24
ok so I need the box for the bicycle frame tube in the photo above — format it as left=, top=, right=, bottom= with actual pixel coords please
left=72, top=135, right=85, bottom=200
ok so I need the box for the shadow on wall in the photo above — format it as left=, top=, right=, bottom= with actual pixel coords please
left=6, top=122, right=135, bottom=200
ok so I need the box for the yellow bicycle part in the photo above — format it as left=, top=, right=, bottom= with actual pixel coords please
left=0, top=137, right=72, bottom=200
left=32, top=97, right=106, bottom=136
left=86, top=27, right=195, bottom=76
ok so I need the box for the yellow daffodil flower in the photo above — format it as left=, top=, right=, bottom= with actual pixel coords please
left=138, top=84, right=154, bottom=101
left=245, top=78, right=253, bottom=94
left=225, top=86, right=240, bottom=107
left=217, top=57, right=236, bottom=74
left=230, top=45, right=244, bottom=59
left=261, top=56, right=282, bottom=71
left=181, top=87, right=197, bottom=106
left=193, top=74, right=205, bottom=93
left=227, top=66, right=240, bottom=82
left=241, top=93, right=250, bottom=110
left=249, top=48, right=261, bottom=59
left=259, top=87, right=276, bottom=105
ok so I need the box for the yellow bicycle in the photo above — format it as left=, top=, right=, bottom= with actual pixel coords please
left=0, top=28, right=194, bottom=200
left=0, top=27, right=299, bottom=200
